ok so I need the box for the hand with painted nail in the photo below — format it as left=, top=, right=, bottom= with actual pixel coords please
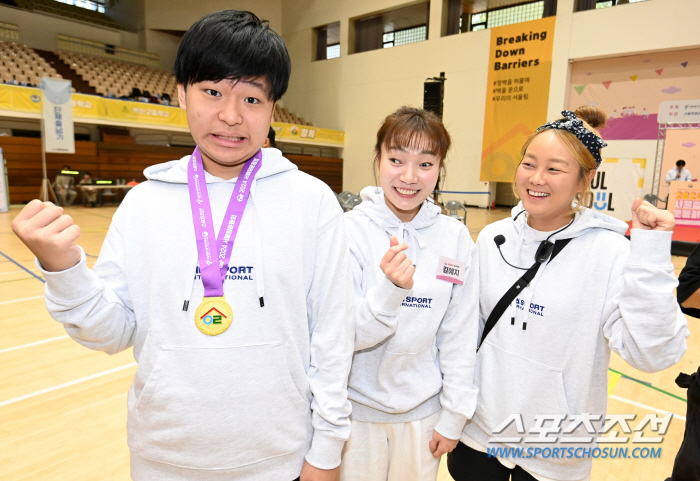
left=11, top=199, right=82, bottom=272
left=380, top=235, right=415, bottom=290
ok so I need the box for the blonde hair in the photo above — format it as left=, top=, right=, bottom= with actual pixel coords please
left=512, top=106, right=607, bottom=212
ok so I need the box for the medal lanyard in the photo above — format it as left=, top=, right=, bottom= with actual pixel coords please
left=187, top=146, right=262, bottom=297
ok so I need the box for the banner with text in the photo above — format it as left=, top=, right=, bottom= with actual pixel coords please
left=41, top=77, right=75, bottom=153
left=480, top=16, right=556, bottom=182
left=588, top=158, right=646, bottom=223
left=0, top=85, right=345, bottom=146
left=668, top=181, right=700, bottom=226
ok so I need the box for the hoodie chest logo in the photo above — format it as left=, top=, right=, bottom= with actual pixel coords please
left=402, top=296, right=433, bottom=309
left=195, top=265, right=254, bottom=281
left=515, top=298, right=546, bottom=316
left=512, top=298, right=546, bottom=330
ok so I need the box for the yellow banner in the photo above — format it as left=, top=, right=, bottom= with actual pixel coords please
left=480, top=17, right=556, bottom=182
left=669, top=180, right=700, bottom=226
left=0, top=84, right=43, bottom=113
left=272, top=122, right=345, bottom=146
left=0, top=85, right=346, bottom=144
left=0, top=85, right=187, bottom=129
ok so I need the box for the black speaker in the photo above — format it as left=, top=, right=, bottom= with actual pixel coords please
left=424, top=81, right=444, bottom=119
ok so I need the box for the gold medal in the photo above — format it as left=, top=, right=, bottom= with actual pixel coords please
left=194, top=296, right=233, bottom=336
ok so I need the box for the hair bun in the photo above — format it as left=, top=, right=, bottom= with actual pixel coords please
left=575, top=105, right=607, bottom=130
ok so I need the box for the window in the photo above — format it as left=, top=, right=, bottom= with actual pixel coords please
left=315, top=22, right=340, bottom=61
left=53, top=0, right=107, bottom=13
left=327, top=44, right=340, bottom=59
left=468, top=1, right=545, bottom=31
left=353, top=2, right=429, bottom=54
left=382, top=25, right=427, bottom=49
left=578, top=0, right=648, bottom=11
left=394, top=25, right=427, bottom=46
left=595, top=0, right=647, bottom=8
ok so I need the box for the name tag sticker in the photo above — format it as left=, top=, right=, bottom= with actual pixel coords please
left=436, top=256, right=466, bottom=285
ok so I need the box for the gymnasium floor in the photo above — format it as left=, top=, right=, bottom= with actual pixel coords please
left=0, top=205, right=697, bottom=481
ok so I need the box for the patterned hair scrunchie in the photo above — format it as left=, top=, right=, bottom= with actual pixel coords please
left=535, top=110, right=608, bottom=167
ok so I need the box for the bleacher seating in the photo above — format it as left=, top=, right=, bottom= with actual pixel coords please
left=274, top=104, right=312, bottom=126
left=0, top=40, right=61, bottom=85
left=0, top=40, right=313, bottom=119
left=57, top=50, right=177, bottom=102
left=14, top=0, right=124, bottom=30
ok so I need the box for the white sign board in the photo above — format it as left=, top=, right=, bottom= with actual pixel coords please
left=658, top=99, right=700, bottom=124
left=588, top=158, right=644, bottom=223
left=0, top=148, right=8, bottom=212
left=41, top=77, right=75, bottom=153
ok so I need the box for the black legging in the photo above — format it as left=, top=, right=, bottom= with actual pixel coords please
left=447, top=442, right=539, bottom=481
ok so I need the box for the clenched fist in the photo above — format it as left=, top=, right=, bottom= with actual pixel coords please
left=11, top=199, right=82, bottom=272
left=631, top=198, right=675, bottom=232
left=380, top=236, right=415, bottom=290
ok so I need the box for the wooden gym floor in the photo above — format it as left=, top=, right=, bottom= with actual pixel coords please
left=0, top=205, right=697, bottom=480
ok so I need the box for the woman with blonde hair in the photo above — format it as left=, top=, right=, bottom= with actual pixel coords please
left=447, top=107, right=689, bottom=481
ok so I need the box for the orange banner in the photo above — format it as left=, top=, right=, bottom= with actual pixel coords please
left=480, top=16, right=556, bottom=182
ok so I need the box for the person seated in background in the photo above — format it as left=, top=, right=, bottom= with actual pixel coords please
left=129, top=87, right=142, bottom=101
left=666, top=159, right=693, bottom=186
left=161, top=93, right=171, bottom=105
left=54, top=165, right=77, bottom=206
left=263, top=126, right=277, bottom=148
left=78, top=172, right=97, bottom=208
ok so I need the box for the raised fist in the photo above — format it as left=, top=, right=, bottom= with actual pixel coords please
left=11, top=199, right=82, bottom=272
left=631, top=197, right=675, bottom=232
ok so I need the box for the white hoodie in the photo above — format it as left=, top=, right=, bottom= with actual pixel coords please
left=344, top=186, right=479, bottom=440
left=462, top=204, right=689, bottom=480
left=38, top=148, right=355, bottom=481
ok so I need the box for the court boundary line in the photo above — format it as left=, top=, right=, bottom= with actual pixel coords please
left=0, top=249, right=45, bottom=284
left=0, top=335, right=70, bottom=354
left=609, top=367, right=687, bottom=402
left=0, top=295, right=44, bottom=306
left=610, top=394, right=686, bottom=422
left=0, top=269, right=41, bottom=276
left=0, top=362, right=137, bottom=408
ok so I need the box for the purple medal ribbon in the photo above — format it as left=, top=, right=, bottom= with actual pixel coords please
left=188, top=146, right=262, bottom=297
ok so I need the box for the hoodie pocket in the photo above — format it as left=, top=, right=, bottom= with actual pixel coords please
left=132, top=343, right=310, bottom=469
left=352, top=341, right=442, bottom=412
left=475, top=342, right=570, bottom=437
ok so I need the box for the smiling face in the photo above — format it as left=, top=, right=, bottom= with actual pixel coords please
left=515, top=130, right=594, bottom=231
left=177, top=77, right=275, bottom=179
left=378, top=144, right=441, bottom=222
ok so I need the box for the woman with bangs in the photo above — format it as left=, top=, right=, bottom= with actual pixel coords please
left=447, top=107, right=688, bottom=481
left=340, top=106, right=479, bottom=481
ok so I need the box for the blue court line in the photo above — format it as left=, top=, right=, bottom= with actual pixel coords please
left=0, top=250, right=45, bottom=284
left=85, top=253, right=97, bottom=258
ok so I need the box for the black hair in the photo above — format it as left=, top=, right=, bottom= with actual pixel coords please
left=267, top=126, right=277, bottom=148
left=175, top=10, right=291, bottom=102
left=677, top=159, right=686, bottom=167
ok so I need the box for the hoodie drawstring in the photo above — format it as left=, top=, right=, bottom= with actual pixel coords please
left=386, top=219, right=426, bottom=265
left=250, top=182, right=265, bottom=307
